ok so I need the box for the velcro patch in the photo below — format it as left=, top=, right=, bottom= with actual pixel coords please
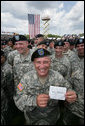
left=17, top=83, right=24, bottom=91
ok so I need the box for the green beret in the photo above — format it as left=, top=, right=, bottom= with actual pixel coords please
left=31, top=48, right=51, bottom=61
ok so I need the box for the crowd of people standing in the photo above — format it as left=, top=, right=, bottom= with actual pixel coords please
left=1, top=33, right=84, bottom=125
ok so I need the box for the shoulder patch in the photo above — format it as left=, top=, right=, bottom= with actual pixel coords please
left=17, top=83, right=24, bottom=91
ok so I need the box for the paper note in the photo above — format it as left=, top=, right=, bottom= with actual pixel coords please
left=49, top=86, right=67, bottom=100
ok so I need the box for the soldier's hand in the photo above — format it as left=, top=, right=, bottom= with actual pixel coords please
left=65, top=90, right=77, bottom=103
left=36, top=94, right=49, bottom=108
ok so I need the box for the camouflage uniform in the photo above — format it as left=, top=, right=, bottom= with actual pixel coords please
left=14, top=69, right=72, bottom=125
left=51, top=54, right=71, bottom=79
left=76, top=57, right=84, bottom=71
left=7, top=50, right=19, bottom=66
left=1, top=61, right=14, bottom=99
left=48, top=47, right=55, bottom=55
left=63, top=49, right=79, bottom=73
left=1, top=61, right=14, bottom=124
left=1, top=71, right=8, bottom=125
left=13, top=50, right=34, bottom=91
left=3, top=45, right=13, bottom=58
left=62, top=68, right=84, bottom=125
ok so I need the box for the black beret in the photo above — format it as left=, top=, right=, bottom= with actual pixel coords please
left=69, top=39, right=75, bottom=45
left=35, top=34, right=44, bottom=38
left=54, top=41, right=65, bottom=48
left=75, top=38, right=84, bottom=47
left=12, top=35, right=27, bottom=43
left=1, top=42, right=7, bottom=45
left=63, top=39, right=69, bottom=43
left=31, top=48, right=51, bottom=61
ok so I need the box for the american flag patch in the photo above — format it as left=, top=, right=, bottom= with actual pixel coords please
left=17, top=83, right=24, bottom=91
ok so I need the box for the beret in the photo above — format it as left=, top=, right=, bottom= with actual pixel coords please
left=35, top=34, right=44, bottom=38
left=31, top=48, right=51, bottom=61
left=75, top=38, right=84, bottom=46
left=12, top=35, right=27, bottom=43
left=69, top=39, right=75, bottom=45
left=1, top=42, right=7, bottom=45
left=54, top=41, right=65, bottom=48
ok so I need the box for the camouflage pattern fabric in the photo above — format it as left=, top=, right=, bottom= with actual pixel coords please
left=14, top=69, right=72, bottom=125
left=51, top=54, right=71, bottom=79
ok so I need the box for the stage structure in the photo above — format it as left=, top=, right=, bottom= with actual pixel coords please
left=42, top=16, right=50, bottom=38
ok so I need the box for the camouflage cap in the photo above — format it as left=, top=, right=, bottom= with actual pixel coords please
left=31, top=48, right=51, bottom=61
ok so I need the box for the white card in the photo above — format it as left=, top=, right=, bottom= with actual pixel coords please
left=49, top=86, right=67, bottom=100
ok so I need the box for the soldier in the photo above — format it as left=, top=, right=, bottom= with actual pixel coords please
left=12, top=35, right=34, bottom=91
left=14, top=48, right=77, bottom=125
left=48, top=39, right=55, bottom=55
left=1, top=40, right=7, bottom=50
left=62, top=68, right=84, bottom=125
left=1, top=50, right=15, bottom=124
left=51, top=40, right=71, bottom=80
left=3, top=39, right=14, bottom=58
left=62, top=38, right=84, bottom=125
left=75, top=38, right=84, bottom=70
left=6, top=37, right=15, bottom=49
left=37, top=40, right=48, bottom=50
left=35, top=34, right=44, bottom=45
left=63, top=39, right=79, bottom=73
left=1, top=70, right=8, bottom=125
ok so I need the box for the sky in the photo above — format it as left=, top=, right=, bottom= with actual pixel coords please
left=1, top=1, right=84, bottom=36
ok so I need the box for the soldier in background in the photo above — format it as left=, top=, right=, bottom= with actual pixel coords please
left=1, top=40, right=7, bottom=50
left=63, top=39, right=79, bottom=73
left=2, top=38, right=14, bottom=58
left=35, top=34, right=44, bottom=45
left=48, top=39, right=55, bottom=55
left=14, top=48, right=77, bottom=125
left=62, top=38, right=84, bottom=125
left=37, top=40, right=48, bottom=50
left=1, top=70, right=8, bottom=125
left=1, top=50, right=16, bottom=124
left=51, top=40, right=71, bottom=80
left=75, top=38, right=84, bottom=70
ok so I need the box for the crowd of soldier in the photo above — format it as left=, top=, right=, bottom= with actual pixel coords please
left=1, top=33, right=84, bottom=125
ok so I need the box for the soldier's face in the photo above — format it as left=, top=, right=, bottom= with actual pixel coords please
left=7, top=41, right=13, bottom=47
left=37, top=37, right=44, bottom=44
left=34, top=57, right=51, bottom=77
left=63, top=42, right=70, bottom=51
left=55, top=46, right=63, bottom=56
left=15, top=41, right=28, bottom=54
left=76, top=43, right=84, bottom=57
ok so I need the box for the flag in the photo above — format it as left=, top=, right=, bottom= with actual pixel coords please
left=28, top=14, right=40, bottom=39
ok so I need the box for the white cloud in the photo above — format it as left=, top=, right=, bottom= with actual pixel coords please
left=1, top=1, right=84, bottom=36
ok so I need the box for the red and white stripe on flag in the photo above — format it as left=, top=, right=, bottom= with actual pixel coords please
left=34, top=14, right=40, bottom=36
left=28, top=14, right=40, bottom=39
